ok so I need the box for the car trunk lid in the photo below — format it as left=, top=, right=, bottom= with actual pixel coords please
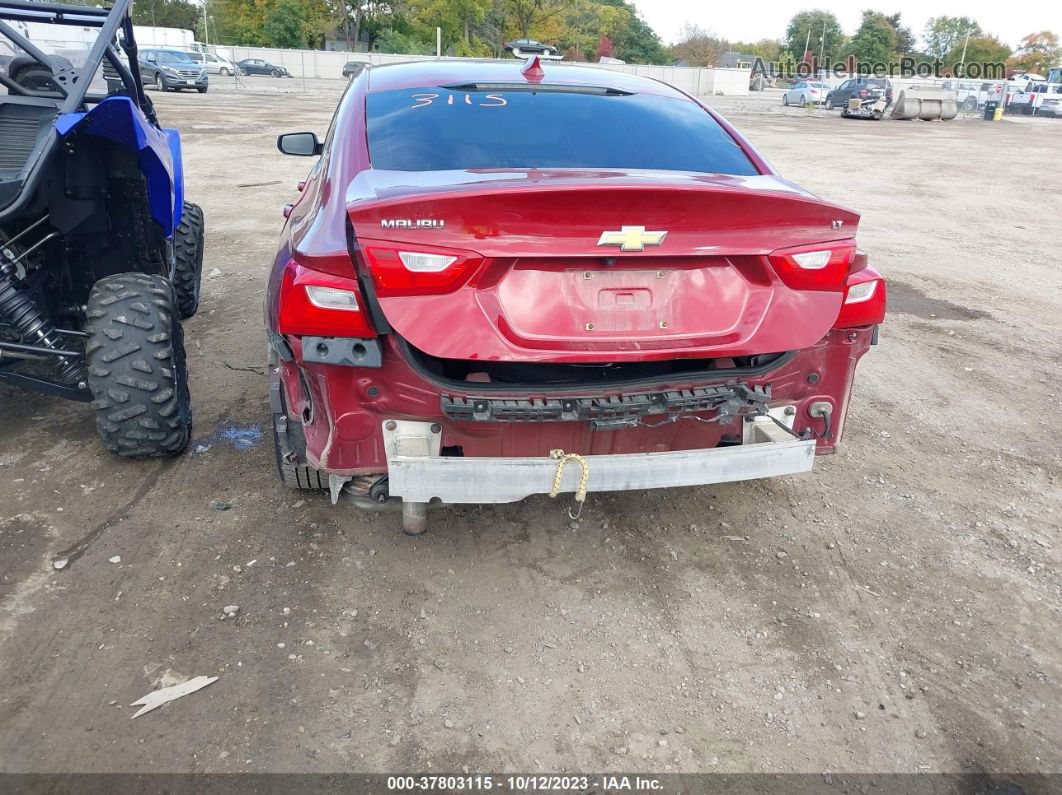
left=345, top=169, right=859, bottom=362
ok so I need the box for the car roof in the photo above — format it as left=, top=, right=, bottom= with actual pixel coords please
left=366, top=59, right=688, bottom=99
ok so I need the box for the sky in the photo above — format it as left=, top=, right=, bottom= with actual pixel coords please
left=630, top=0, right=1062, bottom=51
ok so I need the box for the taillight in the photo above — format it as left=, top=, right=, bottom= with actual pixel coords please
left=360, top=240, right=482, bottom=297
left=768, top=240, right=856, bottom=291
left=835, top=267, right=886, bottom=328
left=277, top=260, right=377, bottom=337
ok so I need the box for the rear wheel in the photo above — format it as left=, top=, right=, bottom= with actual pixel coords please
left=172, top=201, right=204, bottom=319
left=11, top=65, right=62, bottom=94
left=782, top=94, right=789, bottom=106
left=271, top=383, right=326, bottom=490
left=825, top=97, right=835, bottom=110
left=85, top=273, right=192, bottom=458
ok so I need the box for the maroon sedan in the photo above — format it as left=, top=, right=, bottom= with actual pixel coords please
left=266, top=58, right=886, bottom=533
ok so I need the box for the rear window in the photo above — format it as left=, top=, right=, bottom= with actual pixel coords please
left=365, top=86, right=758, bottom=176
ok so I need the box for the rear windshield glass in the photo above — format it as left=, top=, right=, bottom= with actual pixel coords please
left=365, top=86, right=758, bottom=175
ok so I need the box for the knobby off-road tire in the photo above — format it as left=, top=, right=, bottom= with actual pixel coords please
left=172, top=201, right=204, bottom=319
left=85, top=273, right=192, bottom=457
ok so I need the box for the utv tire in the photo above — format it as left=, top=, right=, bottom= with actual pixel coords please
left=85, top=273, right=192, bottom=458
left=11, top=64, right=62, bottom=94
left=173, top=201, right=205, bottom=318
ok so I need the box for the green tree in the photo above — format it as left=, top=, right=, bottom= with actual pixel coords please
left=133, top=0, right=201, bottom=31
left=784, top=10, right=843, bottom=64
left=924, top=16, right=982, bottom=61
left=729, top=39, right=783, bottom=60
left=597, top=0, right=667, bottom=64
left=885, top=12, right=915, bottom=55
left=847, top=11, right=896, bottom=68
left=946, top=35, right=1011, bottom=76
left=503, top=0, right=565, bottom=39
left=1011, top=31, right=1060, bottom=75
left=407, top=0, right=493, bottom=55
left=263, top=0, right=307, bottom=47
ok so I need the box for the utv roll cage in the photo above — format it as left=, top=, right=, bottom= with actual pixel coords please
left=0, top=0, right=154, bottom=226
left=0, top=0, right=163, bottom=401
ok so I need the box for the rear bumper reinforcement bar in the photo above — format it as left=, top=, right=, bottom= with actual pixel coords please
left=384, top=419, right=815, bottom=505
left=441, top=383, right=771, bottom=425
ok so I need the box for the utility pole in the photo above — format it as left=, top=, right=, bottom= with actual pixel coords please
left=436, top=26, right=441, bottom=58
left=959, top=30, right=970, bottom=74
left=819, top=20, right=827, bottom=78
left=202, top=0, right=209, bottom=47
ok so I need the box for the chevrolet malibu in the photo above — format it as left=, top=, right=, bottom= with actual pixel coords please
left=266, top=58, right=887, bottom=534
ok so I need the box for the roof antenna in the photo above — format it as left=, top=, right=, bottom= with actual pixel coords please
left=521, top=55, right=545, bottom=82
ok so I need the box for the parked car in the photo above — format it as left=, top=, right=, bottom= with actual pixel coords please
left=343, top=61, right=367, bottom=79
left=139, top=48, right=208, bottom=92
left=1037, top=95, right=1062, bottom=117
left=504, top=39, right=560, bottom=59
left=237, top=58, right=291, bottom=77
left=1, top=0, right=203, bottom=456
left=188, top=51, right=238, bottom=76
left=267, top=60, right=886, bottom=534
left=825, top=77, right=893, bottom=110
left=782, top=81, right=830, bottom=106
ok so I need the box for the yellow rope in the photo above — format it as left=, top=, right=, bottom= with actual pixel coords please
left=548, top=449, right=589, bottom=519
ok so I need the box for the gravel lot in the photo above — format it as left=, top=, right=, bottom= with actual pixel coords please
left=1, top=77, right=1060, bottom=776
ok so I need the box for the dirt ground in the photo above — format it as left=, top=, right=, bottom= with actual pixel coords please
left=1, top=78, right=1060, bottom=777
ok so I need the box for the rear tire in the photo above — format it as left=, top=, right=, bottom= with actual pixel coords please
left=11, top=64, right=62, bottom=94
left=782, top=94, right=789, bottom=106
left=272, top=403, right=326, bottom=490
left=85, top=273, right=192, bottom=458
left=825, top=98, right=835, bottom=110
left=172, top=201, right=204, bottom=319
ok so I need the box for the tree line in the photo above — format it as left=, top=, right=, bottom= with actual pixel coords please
left=131, top=0, right=1060, bottom=77
left=674, top=13, right=1058, bottom=78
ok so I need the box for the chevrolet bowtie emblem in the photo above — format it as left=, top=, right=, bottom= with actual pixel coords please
left=596, top=226, right=668, bottom=252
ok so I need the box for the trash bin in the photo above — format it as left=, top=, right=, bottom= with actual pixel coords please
left=983, top=100, right=998, bottom=120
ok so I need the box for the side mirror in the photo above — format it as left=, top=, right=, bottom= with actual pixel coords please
left=277, top=132, right=322, bottom=157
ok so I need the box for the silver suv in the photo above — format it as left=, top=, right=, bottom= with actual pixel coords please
left=139, top=49, right=208, bottom=93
